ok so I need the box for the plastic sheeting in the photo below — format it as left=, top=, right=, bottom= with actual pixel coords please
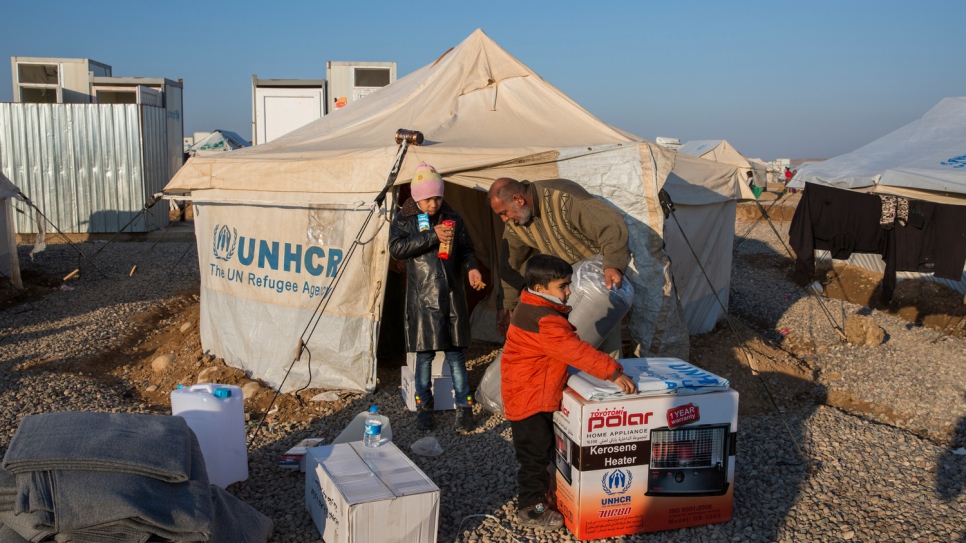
left=567, top=255, right=634, bottom=348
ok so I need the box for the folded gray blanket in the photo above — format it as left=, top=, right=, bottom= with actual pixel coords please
left=208, top=486, right=273, bottom=543
left=0, top=469, right=14, bottom=512
left=2, top=414, right=193, bottom=484
left=13, top=434, right=211, bottom=540
left=0, top=524, right=30, bottom=543
left=0, top=509, right=53, bottom=543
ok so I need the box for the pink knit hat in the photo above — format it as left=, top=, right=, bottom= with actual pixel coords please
left=411, top=162, right=444, bottom=202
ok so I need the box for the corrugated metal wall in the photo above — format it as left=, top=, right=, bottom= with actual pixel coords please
left=140, top=106, right=171, bottom=231
left=0, top=103, right=171, bottom=233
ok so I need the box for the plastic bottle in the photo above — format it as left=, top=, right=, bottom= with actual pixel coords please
left=437, top=219, right=455, bottom=260
left=363, top=406, right=382, bottom=447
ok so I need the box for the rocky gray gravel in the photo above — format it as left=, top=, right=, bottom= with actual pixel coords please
left=732, top=219, right=966, bottom=447
left=1, top=233, right=965, bottom=542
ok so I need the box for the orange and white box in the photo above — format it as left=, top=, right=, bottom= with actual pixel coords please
left=552, top=387, right=738, bottom=540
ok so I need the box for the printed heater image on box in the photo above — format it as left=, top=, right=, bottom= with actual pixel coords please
left=646, top=424, right=731, bottom=496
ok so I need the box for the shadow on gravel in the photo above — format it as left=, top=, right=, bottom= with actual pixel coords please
left=689, top=322, right=828, bottom=542
left=937, top=406, right=966, bottom=542
left=735, top=232, right=966, bottom=340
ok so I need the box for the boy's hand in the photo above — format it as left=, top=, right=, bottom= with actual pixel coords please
left=433, top=223, right=454, bottom=244
left=468, top=269, right=485, bottom=291
left=613, top=373, right=637, bottom=395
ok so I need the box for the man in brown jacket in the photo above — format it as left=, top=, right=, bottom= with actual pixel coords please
left=487, top=178, right=630, bottom=342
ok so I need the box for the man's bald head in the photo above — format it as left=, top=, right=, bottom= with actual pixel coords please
left=488, top=178, right=527, bottom=205
left=487, top=178, right=532, bottom=225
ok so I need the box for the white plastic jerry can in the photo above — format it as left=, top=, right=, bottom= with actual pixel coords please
left=170, top=383, right=249, bottom=488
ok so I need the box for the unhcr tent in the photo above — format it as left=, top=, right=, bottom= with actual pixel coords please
left=679, top=140, right=768, bottom=188
left=164, top=29, right=689, bottom=392
left=188, top=130, right=250, bottom=157
left=663, top=153, right=755, bottom=334
left=789, top=97, right=966, bottom=294
left=0, top=172, right=23, bottom=290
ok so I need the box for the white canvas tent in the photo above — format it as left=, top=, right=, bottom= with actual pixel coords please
left=789, top=97, right=966, bottom=202
left=164, top=29, right=690, bottom=393
left=663, top=153, right=755, bottom=333
left=789, top=97, right=966, bottom=293
left=679, top=140, right=768, bottom=188
left=188, top=130, right=250, bottom=157
left=0, top=172, right=23, bottom=290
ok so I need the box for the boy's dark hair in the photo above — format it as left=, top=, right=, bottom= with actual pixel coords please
left=525, top=254, right=573, bottom=289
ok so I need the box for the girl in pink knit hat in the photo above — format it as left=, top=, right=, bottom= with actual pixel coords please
left=389, top=162, right=485, bottom=432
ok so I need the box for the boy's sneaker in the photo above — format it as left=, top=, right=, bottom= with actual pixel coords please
left=516, top=503, right=563, bottom=531
left=455, top=407, right=475, bottom=432
left=416, top=408, right=434, bottom=431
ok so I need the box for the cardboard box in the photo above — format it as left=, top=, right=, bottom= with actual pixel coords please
left=405, top=352, right=452, bottom=377
left=553, top=388, right=738, bottom=540
left=305, top=442, right=440, bottom=543
left=400, top=365, right=456, bottom=411
left=279, top=438, right=325, bottom=471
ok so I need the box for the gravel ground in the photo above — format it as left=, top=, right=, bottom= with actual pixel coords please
left=732, top=219, right=966, bottom=447
left=1, top=233, right=965, bottom=543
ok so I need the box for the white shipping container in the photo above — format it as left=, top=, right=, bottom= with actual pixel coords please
left=252, top=76, right=326, bottom=145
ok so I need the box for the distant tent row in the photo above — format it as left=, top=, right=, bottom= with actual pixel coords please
left=679, top=139, right=769, bottom=188
left=790, top=97, right=966, bottom=294
left=188, top=130, right=250, bottom=157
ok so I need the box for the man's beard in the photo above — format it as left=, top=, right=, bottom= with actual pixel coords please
left=512, top=204, right=532, bottom=225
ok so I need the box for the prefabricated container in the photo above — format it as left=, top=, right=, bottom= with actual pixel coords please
left=170, top=383, right=249, bottom=488
left=251, top=76, right=326, bottom=145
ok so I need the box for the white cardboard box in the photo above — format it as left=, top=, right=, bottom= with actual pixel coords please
left=553, top=387, right=738, bottom=540
left=305, top=442, right=440, bottom=543
left=400, top=365, right=456, bottom=411
left=405, top=352, right=453, bottom=377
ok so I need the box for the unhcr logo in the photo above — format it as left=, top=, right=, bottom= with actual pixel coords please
left=212, top=225, right=238, bottom=262
left=600, top=469, right=633, bottom=496
left=207, top=224, right=343, bottom=301
left=940, top=154, right=966, bottom=168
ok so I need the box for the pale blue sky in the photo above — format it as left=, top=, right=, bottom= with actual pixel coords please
left=2, top=1, right=963, bottom=160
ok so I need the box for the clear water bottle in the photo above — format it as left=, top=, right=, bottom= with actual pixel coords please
left=363, top=406, right=382, bottom=448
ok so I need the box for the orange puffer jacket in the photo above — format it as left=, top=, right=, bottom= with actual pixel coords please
left=501, top=290, right=622, bottom=421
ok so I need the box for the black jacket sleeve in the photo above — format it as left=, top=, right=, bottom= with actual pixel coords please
left=389, top=214, right=438, bottom=260
left=456, top=217, right=479, bottom=272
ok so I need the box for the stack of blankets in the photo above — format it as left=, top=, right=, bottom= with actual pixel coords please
left=0, top=412, right=272, bottom=543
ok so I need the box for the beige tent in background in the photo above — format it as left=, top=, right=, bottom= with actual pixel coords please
left=164, top=29, right=690, bottom=392
left=679, top=140, right=768, bottom=188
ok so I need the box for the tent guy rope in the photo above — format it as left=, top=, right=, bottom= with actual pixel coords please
left=247, top=128, right=424, bottom=446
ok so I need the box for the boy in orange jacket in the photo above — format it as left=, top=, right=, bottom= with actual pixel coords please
left=501, top=254, right=637, bottom=531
